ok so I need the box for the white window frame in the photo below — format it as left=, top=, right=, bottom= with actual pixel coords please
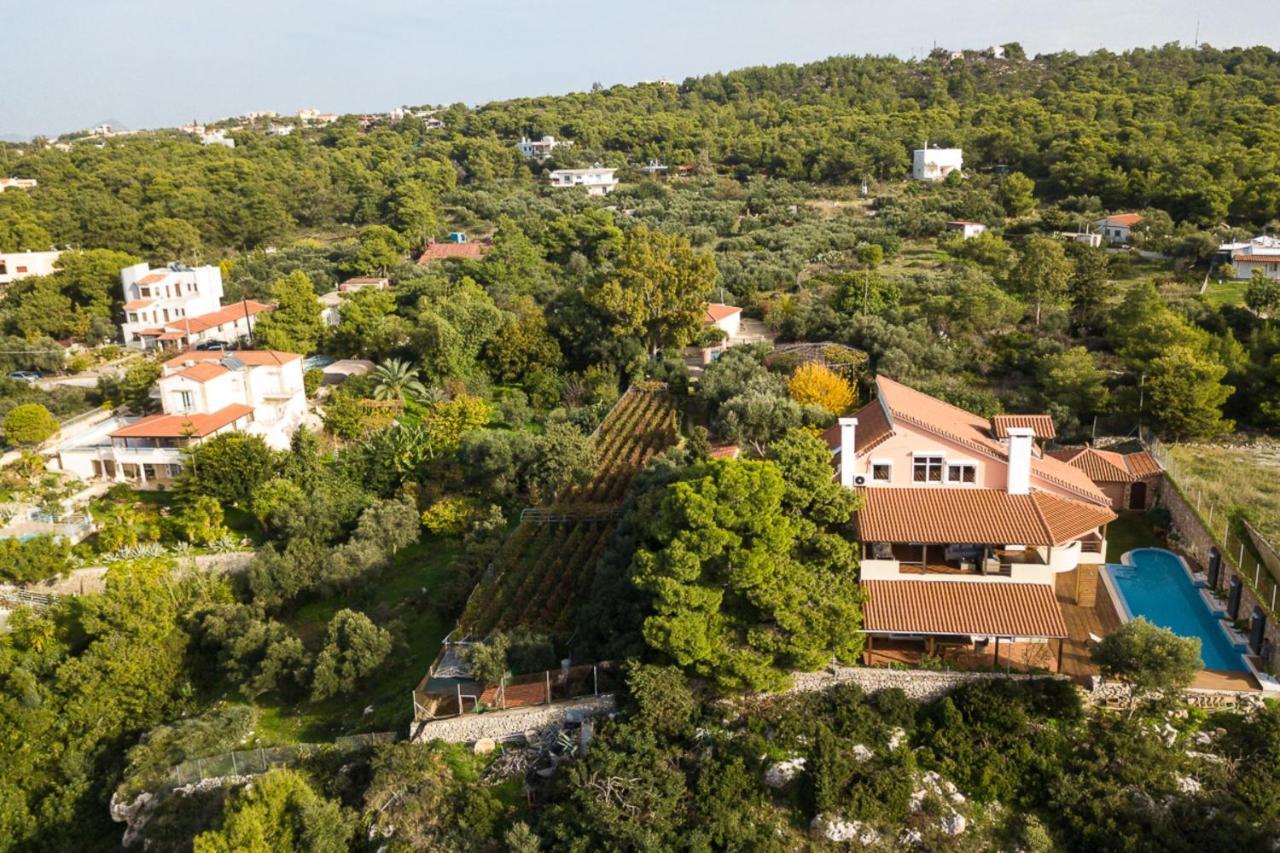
left=912, top=452, right=945, bottom=484
left=870, top=459, right=893, bottom=483
left=946, top=460, right=978, bottom=484
left=177, top=390, right=193, bottom=410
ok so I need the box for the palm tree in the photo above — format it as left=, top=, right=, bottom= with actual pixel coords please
left=371, top=358, right=428, bottom=402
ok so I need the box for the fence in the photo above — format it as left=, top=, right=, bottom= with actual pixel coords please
left=166, top=731, right=398, bottom=787
left=1145, top=435, right=1280, bottom=621
left=0, top=586, right=55, bottom=609
left=413, top=661, right=622, bottom=722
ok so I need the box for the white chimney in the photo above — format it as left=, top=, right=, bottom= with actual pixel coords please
left=1005, top=427, right=1033, bottom=495
left=838, top=417, right=858, bottom=488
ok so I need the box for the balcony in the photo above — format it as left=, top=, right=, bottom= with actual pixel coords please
left=861, top=542, right=1079, bottom=585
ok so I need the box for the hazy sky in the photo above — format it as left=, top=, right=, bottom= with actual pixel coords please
left=3, top=0, right=1276, bottom=139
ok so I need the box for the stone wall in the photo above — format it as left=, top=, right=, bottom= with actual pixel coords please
left=410, top=695, right=617, bottom=744
left=1157, top=476, right=1280, bottom=672
left=784, top=665, right=1064, bottom=703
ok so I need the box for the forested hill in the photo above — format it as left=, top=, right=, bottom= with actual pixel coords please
left=2, top=43, right=1279, bottom=259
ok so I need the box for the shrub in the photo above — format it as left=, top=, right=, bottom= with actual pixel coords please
left=3, top=403, right=59, bottom=446
left=626, top=663, right=698, bottom=737
left=0, top=535, right=73, bottom=583
left=310, top=609, right=392, bottom=700
left=304, top=367, right=324, bottom=397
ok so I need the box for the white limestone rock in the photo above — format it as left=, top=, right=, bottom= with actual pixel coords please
left=888, top=727, right=908, bottom=750
left=940, top=813, right=968, bottom=836
left=810, top=814, right=879, bottom=845
left=763, top=756, right=806, bottom=789
left=1176, top=774, right=1202, bottom=794
left=851, top=743, right=874, bottom=762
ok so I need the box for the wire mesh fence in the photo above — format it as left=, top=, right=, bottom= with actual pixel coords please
left=167, top=731, right=399, bottom=787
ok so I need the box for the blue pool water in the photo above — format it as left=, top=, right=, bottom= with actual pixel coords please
left=1105, top=548, right=1247, bottom=672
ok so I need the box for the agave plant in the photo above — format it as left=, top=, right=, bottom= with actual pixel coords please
left=371, top=358, right=428, bottom=403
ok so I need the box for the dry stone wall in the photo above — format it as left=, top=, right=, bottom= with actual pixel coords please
left=411, top=695, right=617, bottom=744
left=784, top=665, right=1064, bottom=702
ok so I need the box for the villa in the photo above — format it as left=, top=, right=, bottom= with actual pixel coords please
left=827, top=377, right=1118, bottom=671
left=0, top=250, right=61, bottom=286
left=1219, top=235, right=1280, bottom=281
left=57, top=349, right=306, bottom=486
left=1094, top=213, right=1144, bottom=245
left=911, top=144, right=963, bottom=181
left=119, top=262, right=224, bottom=347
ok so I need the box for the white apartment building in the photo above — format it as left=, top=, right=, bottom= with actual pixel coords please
left=200, top=129, right=235, bottom=148
left=517, top=136, right=564, bottom=160
left=548, top=166, right=618, bottom=195
left=0, top=250, right=61, bottom=286
left=120, top=263, right=224, bottom=345
left=912, top=145, right=963, bottom=181
left=57, top=350, right=307, bottom=486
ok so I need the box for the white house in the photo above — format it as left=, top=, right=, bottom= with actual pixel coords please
left=120, top=263, right=224, bottom=347
left=0, top=178, right=38, bottom=192
left=0, top=250, right=61, bottom=286
left=704, top=303, right=742, bottom=339
left=1093, top=213, right=1143, bottom=245
left=548, top=166, right=618, bottom=195
left=516, top=136, right=564, bottom=160
left=945, top=220, right=986, bottom=239
left=297, top=108, right=338, bottom=125
left=1221, top=235, right=1280, bottom=280
left=1059, top=231, right=1103, bottom=248
left=57, top=350, right=307, bottom=486
left=199, top=129, right=235, bottom=148
left=912, top=145, right=963, bottom=181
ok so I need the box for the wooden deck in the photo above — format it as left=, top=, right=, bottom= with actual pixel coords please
left=1057, top=582, right=1122, bottom=680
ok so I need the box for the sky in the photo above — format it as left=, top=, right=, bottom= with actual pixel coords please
left=2, top=0, right=1277, bottom=139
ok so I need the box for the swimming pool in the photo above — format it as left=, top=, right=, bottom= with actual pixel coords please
left=1105, top=548, right=1248, bottom=672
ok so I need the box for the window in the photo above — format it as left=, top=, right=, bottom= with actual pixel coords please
left=912, top=455, right=944, bottom=483
left=947, top=462, right=977, bottom=484
left=15, top=265, right=26, bottom=273
left=177, top=390, right=193, bottom=410
left=871, top=461, right=892, bottom=482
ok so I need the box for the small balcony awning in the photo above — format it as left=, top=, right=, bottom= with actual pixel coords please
left=862, top=580, right=1068, bottom=639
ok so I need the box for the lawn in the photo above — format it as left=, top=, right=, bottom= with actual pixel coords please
left=1202, top=277, right=1248, bottom=309
left=252, top=538, right=461, bottom=744
left=1105, top=513, right=1163, bottom=563
left=1166, top=444, right=1280, bottom=546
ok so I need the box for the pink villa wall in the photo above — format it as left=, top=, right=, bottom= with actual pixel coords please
left=848, top=420, right=1085, bottom=500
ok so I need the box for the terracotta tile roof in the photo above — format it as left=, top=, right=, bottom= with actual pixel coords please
left=1047, top=447, right=1132, bottom=482
left=1048, top=447, right=1162, bottom=483
left=873, top=376, right=1106, bottom=503
left=1099, top=213, right=1144, bottom=227
left=991, top=414, right=1056, bottom=440
left=163, top=300, right=273, bottom=334
left=708, top=444, right=740, bottom=460
left=862, top=580, right=1068, bottom=638
left=1123, top=450, right=1161, bottom=478
left=340, top=276, right=390, bottom=288
left=1234, top=254, right=1280, bottom=264
left=123, top=299, right=154, bottom=311
left=704, top=303, right=742, bottom=323
left=417, top=242, right=488, bottom=263
left=855, top=487, right=1116, bottom=546
left=177, top=363, right=228, bottom=382
left=822, top=396, right=896, bottom=458
left=136, top=273, right=168, bottom=285
left=109, top=404, right=253, bottom=439
left=164, top=350, right=302, bottom=369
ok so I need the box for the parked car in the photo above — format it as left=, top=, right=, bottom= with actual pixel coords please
left=194, top=340, right=229, bottom=351
left=7, top=370, right=42, bottom=383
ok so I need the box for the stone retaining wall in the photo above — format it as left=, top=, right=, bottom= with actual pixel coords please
left=410, top=695, right=617, bottom=744
left=785, top=665, right=1064, bottom=702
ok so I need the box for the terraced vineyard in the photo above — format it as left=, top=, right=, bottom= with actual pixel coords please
left=459, top=384, right=679, bottom=637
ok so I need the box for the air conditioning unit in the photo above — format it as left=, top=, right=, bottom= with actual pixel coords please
left=853, top=475, right=869, bottom=486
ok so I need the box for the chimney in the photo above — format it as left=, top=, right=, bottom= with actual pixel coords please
left=1005, top=427, right=1033, bottom=495
left=838, top=417, right=858, bottom=488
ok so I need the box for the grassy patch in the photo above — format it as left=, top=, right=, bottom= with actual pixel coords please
left=1167, top=444, right=1280, bottom=544
left=1106, top=513, right=1163, bottom=562
left=250, top=538, right=461, bottom=744
left=1203, top=278, right=1248, bottom=309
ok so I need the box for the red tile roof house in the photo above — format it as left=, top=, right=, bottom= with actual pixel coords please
left=134, top=300, right=274, bottom=352
left=1093, top=212, right=1144, bottom=245
left=824, top=376, right=1118, bottom=672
